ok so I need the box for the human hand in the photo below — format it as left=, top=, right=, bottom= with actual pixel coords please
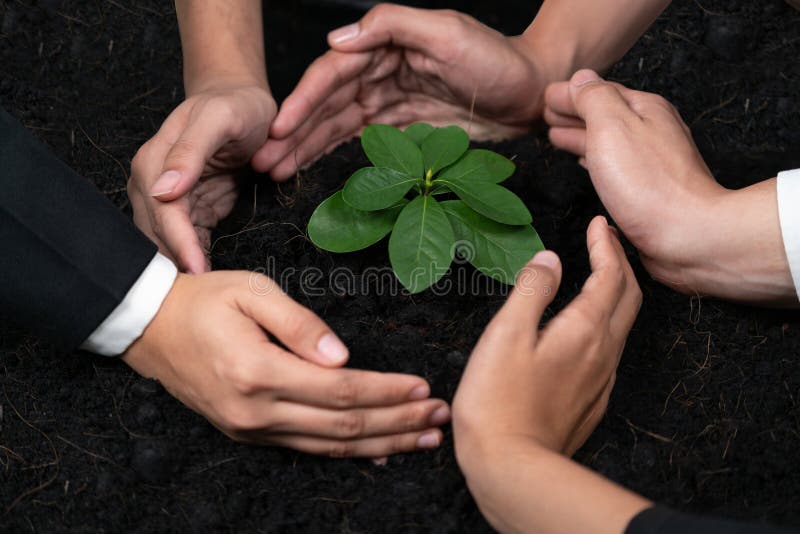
left=544, top=70, right=795, bottom=305
left=128, top=85, right=277, bottom=273
left=122, top=271, right=448, bottom=457
left=451, top=216, right=643, bottom=531
left=253, top=4, right=549, bottom=181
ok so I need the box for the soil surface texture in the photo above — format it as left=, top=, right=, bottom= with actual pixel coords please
left=1, top=0, right=800, bottom=532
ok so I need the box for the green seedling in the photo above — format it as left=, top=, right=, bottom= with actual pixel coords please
left=308, top=123, right=545, bottom=293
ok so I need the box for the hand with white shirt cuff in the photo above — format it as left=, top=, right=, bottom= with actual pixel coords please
left=543, top=70, right=799, bottom=307
left=84, top=258, right=450, bottom=457
left=777, top=169, right=800, bottom=302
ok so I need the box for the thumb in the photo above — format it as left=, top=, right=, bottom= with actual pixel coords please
left=150, top=114, right=228, bottom=201
left=328, top=4, right=450, bottom=52
left=491, top=251, right=563, bottom=332
left=567, top=69, right=636, bottom=126
left=242, top=274, right=351, bottom=368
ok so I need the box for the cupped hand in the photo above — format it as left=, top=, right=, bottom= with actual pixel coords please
left=544, top=70, right=724, bottom=267
left=122, top=271, right=449, bottom=457
left=543, top=70, right=794, bottom=304
left=453, top=216, right=641, bottom=460
left=128, top=85, right=277, bottom=273
left=253, top=4, right=547, bottom=181
left=451, top=217, right=641, bottom=531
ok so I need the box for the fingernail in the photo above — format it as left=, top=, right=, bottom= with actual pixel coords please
left=317, top=333, right=349, bottom=364
left=428, top=406, right=450, bottom=426
left=531, top=250, right=560, bottom=270
left=329, top=23, right=360, bottom=44
left=571, top=69, right=601, bottom=87
left=150, top=170, right=182, bottom=197
left=372, top=457, right=388, bottom=466
left=417, top=432, right=440, bottom=449
left=408, top=384, right=430, bottom=401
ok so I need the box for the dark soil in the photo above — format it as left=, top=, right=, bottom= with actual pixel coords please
left=2, top=0, right=800, bottom=532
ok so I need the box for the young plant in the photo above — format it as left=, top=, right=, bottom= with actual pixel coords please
left=308, top=123, right=545, bottom=293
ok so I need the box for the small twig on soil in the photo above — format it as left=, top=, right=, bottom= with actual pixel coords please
left=308, top=497, right=360, bottom=505
left=77, top=121, right=129, bottom=182
left=55, top=434, right=116, bottom=466
left=661, top=381, right=682, bottom=416
left=56, top=11, right=89, bottom=26
left=622, top=416, right=675, bottom=444
left=662, top=30, right=698, bottom=47
left=190, top=457, right=239, bottom=475
left=0, top=445, right=25, bottom=468
left=690, top=93, right=738, bottom=127
left=3, top=387, right=60, bottom=515
left=125, top=85, right=162, bottom=107
left=692, top=0, right=725, bottom=16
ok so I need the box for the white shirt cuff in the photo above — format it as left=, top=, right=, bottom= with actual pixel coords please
left=777, top=168, right=800, bottom=302
left=81, top=252, right=178, bottom=356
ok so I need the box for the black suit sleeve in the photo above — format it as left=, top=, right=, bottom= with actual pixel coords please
left=626, top=506, right=795, bottom=534
left=0, top=108, right=157, bottom=350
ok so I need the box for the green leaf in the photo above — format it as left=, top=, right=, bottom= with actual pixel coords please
left=389, top=195, right=455, bottom=293
left=421, top=126, right=469, bottom=175
left=342, top=167, right=419, bottom=211
left=404, top=123, right=435, bottom=146
left=437, top=149, right=515, bottom=184
left=308, top=191, right=405, bottom=253
left=430, top=183, right=450, bottom=195
left=436, top=179, right=532, bottom=225
left=442, top=200, right=545, bottom=285
left=361, top=124, right=424, bottom=177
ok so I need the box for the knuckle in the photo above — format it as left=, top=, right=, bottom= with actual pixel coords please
left=221, top=362, right=265, bottom=396
left=149, top=207, right=167, bottom=235
left=218, top=403, right=258, bottom=432
left=365, top=3, right=393, bottom=26
left=332, top=377, right=361, bottom=407
left=327, top=441, right=354, bottom=458
left=400, top=404, right=426, bottom=431
left=167, top=137, right=197, bottom=162
left=281, top=308, right=313, bottom=342
left=130, top=145, right=149, bottom=173
left=389, top=434, right=410, bottom=455
left=336, top=412, right=365, bottom=438
left=581, top=82, right=615, bottom=101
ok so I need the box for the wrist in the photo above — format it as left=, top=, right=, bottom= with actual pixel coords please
left=185, top=73, right=271, bottom=98
left=516, top=30, right=579, bottom=87
left=644, top=180, right=797, bottom=306
left=121, top=272, right=189, bottom=378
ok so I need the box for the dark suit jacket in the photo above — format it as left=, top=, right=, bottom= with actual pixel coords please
left=0, top=108, right=156, bottom=350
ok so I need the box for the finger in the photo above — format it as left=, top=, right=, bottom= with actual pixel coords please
left=151, top=104, right=242, bottom=201
left=275, top=358, right=432, bottom=409
left=487, top=250, right=563, bottom=336
left=240, top=275, right=350, bottom=367
left=265, top=428, right=444, bottom=458
left=259, top=99, right=364, bottom=179
left=543, top=106, right=585, bottom=129
left=606, top=229, right=643, bottom=337
left=269, top=106, right=365, bottom=180
left=567, top=70, right=638, bottom=126
left=565, top=216, right=629, bottom=324
left=543, top=81, right=575, bottom=121
left=548, top=127, right=587, bottom=157
left=269, top=50, right=374, bottom=139
left=150, top=201, right=208, bottom=274
left=328, top=4, right=457, bottom=53
left=267, top=398, right=450, bottom=439
left=254, top=77, right=363, bottom=173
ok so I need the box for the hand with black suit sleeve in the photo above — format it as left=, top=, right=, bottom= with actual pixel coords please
left=0, top=109, right=450, bottom=457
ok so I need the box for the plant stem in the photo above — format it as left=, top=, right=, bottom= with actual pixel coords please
left=423, top=169, right=433, bottom=195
